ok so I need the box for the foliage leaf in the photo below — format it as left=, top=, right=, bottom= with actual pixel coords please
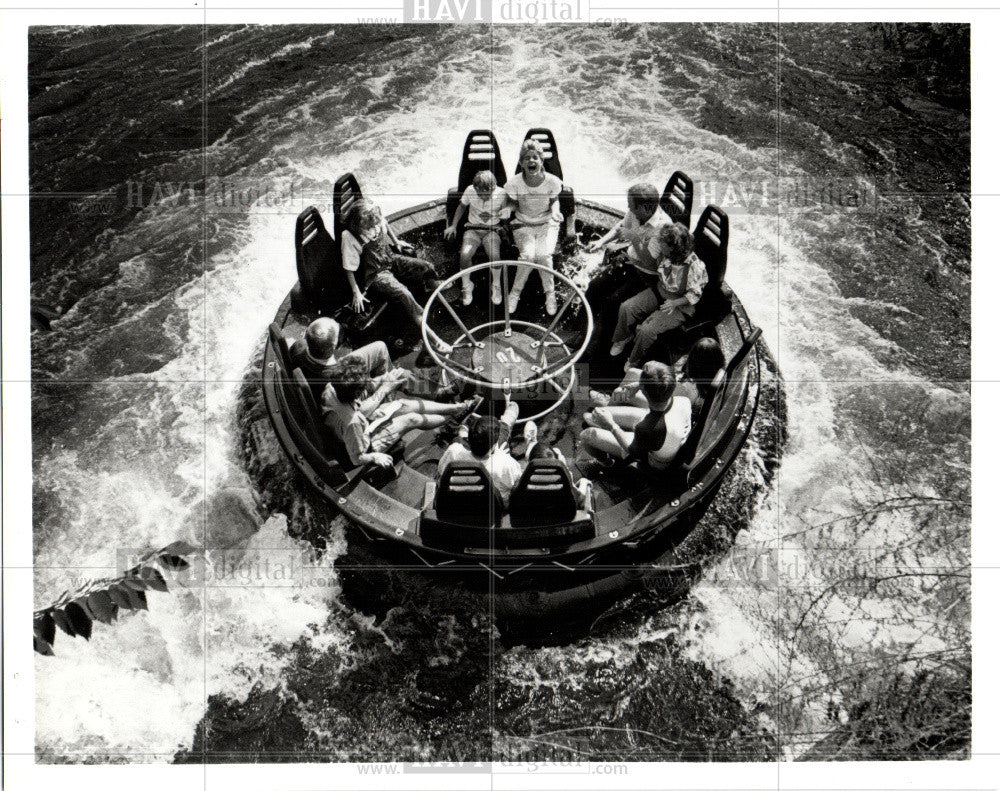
left=138, top=566, right=169, bottom=592
left=51, top=608, right=76, bottom=637
left=107, top=584, right=133, bottom=610
left=35, top=613, right=57, bottom=646
left=64, top=602, right=93, bottom=640
left=87, top=591, right=117, bottom=624
left=34, top=636, right=55, bottom=656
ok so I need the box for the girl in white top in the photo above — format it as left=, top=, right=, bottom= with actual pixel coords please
left=503, top=139, right=564, bottom=315
left=444, top=169, right=510, bottom=306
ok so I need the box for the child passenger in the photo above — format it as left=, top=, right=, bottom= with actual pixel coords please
left=444, top=169, right=509, bottom=306
left=340, top=199, right=452, bottom=354
left=503, top=139, right=564, bottom=316
left=609, top=223, right=708, bottom=371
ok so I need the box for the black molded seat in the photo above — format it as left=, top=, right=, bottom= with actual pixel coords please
left=514, top=128, right=576, bottom=240
left=672, top=369, right=725, bottom=470
left=292, top=206, right=341, bottom=313
left=268, top=322, right=295, bottom=376
left=323, top=173, right=387, bottom=332
left=419, top=460, right=595, bottom=551
left=445, top=130, right=508, bottom=252
left=457, top=129, right=507, bottom=194
left=430, top=461, right=503, bottom=528
left=670, top=205, right=732, bottom=337
left=693, top=205, right=729, bottom=287
left=272, top=366, right=347, bottom=486
left=660, top=170, right=694, bottom=228
left=509, top=460, right=577, bottom=527
left=333, top=172, right=364, bottom=251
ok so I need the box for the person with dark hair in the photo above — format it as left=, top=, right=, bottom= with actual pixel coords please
left=290, top=317, right=396, bottom=401
left=590, top=336, right=724, bottom=420
left=438, top=394, right=521, bottom=503
left=322, top=356, right=479, bottom=468
left=674, top=337, right=726, bottom=416
left=583, top=184, right=671, bottom=358
left=579, top=361, right=692, bottom=470
left=341, top=199, right=453, bottom=355
left=609, top=223, right=708, bottom=370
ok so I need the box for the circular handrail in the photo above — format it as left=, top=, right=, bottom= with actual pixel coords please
left=420, top=260, right=593, bottom=392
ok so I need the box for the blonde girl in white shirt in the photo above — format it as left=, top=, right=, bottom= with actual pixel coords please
left=503, top=139, right=564, bottom=315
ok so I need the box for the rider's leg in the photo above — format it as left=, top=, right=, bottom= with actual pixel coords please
left=626, top=303, right=694, bottom=369
left=610, top=288, right=659, bottom=355
left=509, top=226, right=538, bottom=307
left=459, top=230, right=482, bottom=300
left=580, top=426, right=631, bottom=460
left=484, top=231, right=503, bottom=303
left=394, top=397, right=470, bottom=416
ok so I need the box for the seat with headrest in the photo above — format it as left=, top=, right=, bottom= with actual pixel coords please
left=332, top=172, right=364, bottom=253
left=660, top=171, right=694, bottom=228
left=693, top=205, right=729, bottom=290
left=671, top=368, right=726, bottom=474
left=268, top=322, right=295, bottom=376
left=432, top=461, right=503, bottom=527
left=269, top=365, right=347, bottom=486
left=293, top=206, right=343, bottom=312
left=508, top=459, right=580, bottom=528
left=514, top=127, right=576, bottom=240
left=446, top=130, right=508, bottom=251
left=457, top=129, right=507, bottom=194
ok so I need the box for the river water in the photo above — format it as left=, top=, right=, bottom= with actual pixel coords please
left=30, top=23, right=969, bottom=761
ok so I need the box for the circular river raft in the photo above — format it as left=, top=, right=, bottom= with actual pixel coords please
left=244, top=130, right=787, bottom=638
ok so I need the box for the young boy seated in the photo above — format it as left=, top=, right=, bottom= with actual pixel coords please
left=323, top=356, right=478, bottom=469
left=438, top=394, right=521, bottom=504
left=579, top=361, right=692, bottom=471
left=583, top=183, right=671, bottom=356
left=444, top=169, right=510, bottom=306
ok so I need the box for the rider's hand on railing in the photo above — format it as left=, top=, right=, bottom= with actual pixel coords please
left=443, top=224, right=457, bottom=241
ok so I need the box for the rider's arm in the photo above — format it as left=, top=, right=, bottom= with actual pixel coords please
left=500, top=399, right=519, bottom=428
left=356, top=382, right=394, bottom=415
left=447, top=200, right=468, bottom=231
left=345, top=269, right=365, bottom=304
left=591, top=218, right=624, bottom=248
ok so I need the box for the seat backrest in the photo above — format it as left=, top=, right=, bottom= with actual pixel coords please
left=660, top=170, right=694, bottom=228
left=457, top=129, right=507, bottom=193
left=268, top=322, right=295, bottom=376
left=508, top=459, right=578, bottom=528
left=332, top=172, right=364, bottom=255
left=692, top=205, right=729, bottom=288
left=294, top=206, right=340, bottom=307
left=726, top=327, right=761, bottom=380
left=672, top=368, right=725, bottom=470
left=514, top=127, right=564, bottom=179
left=434, top=461, right=503, bottom=527
left=290, top=367, right=328, bottom=449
